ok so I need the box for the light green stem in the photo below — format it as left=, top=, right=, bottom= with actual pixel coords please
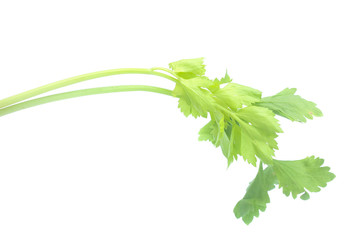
left=0, top=68, right=177, bottom=108
left=0, top=85, right=173, bottom=117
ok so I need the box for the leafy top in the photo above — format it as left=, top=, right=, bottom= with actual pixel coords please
left=167, top=58, right=332, bottom=225
left=167, top=58, right=324, bottom=167
left=166, top=58, right=333, bottom=224
left=169, top=58, right=284, bottom=166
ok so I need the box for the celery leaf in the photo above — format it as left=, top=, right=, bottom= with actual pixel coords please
left=234, top=106, right=283, bottom=165
left=208, top=71, right=232, bottom=92
left=214, top=83, right=262, bottom=110
left=256, top=88, right=323, bottom=122
left=199, top=106, right=282, bottom=166
left=273, top=156, right=336, bottom=198
left=173, top=77, right=215, bottom=118
left=233, top=163, right=277, bottom=225
left=169, top=58, right=206, bottom=79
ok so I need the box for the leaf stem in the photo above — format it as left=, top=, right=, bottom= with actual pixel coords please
left=215, top=104, right=242, bottom=123
left=0, top=68, right=178, bottom=109
left=151, top=67, right=179, bottom=78
left=0, top=85, right=173, bottom=117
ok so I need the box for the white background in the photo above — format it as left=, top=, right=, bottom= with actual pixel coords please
left=0, top=0, right=359, bottom=239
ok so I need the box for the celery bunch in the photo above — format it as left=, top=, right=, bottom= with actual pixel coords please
left=0, top=58, right=335, bottom=224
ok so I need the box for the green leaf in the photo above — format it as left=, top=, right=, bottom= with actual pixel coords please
left=198, top=120, right=218, bottom=144
left=198, top=106, right=282, bottom=166
left=272, top=156, right=336, bottom=198
left=173, top=77, right=215, bottom=118
left=218, top=120, right=240, bottom=166
left=233, top=163, right=277, bottom=225
left=214, top=83, right=262, bottom=110
left=198, top=111, right=226, bottom=147
left=169, top=57, right=206, bottom=79
left=199, top=110, right=229, bottom=148
left=235, top=106, right=283, bottom=165
left=207, top=71, right=232, bottom=93
left=256, top=88, right=323, bottom=122
left=219, top=70, right=232, bottom=84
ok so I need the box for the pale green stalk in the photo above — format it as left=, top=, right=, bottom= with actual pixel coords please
left=0, top=85, right=173, bottom=117
left=0, top=68, right=177, bottom=109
